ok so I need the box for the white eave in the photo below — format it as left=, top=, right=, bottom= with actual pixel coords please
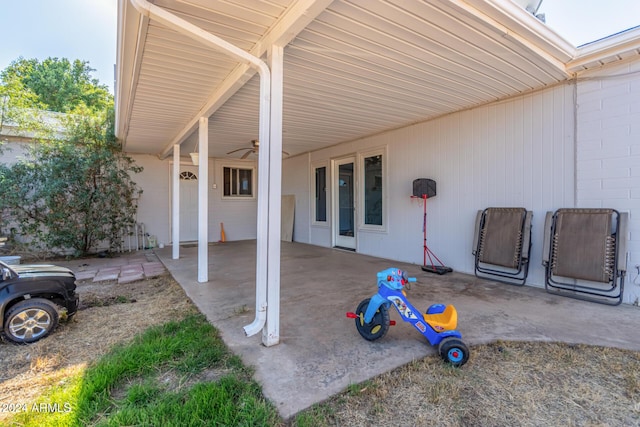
left=567, top=26, right=640, bottom=73
left=115, top=0, right=624, bottom=159
left=464, top=0, right=575, bottom=62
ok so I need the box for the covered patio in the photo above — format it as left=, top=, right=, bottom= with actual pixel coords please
left=155, top=241, right=640, bottom=419
left=117, top=0, right=640, bottom=350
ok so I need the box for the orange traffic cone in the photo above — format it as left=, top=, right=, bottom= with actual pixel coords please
left=219, top=222, right=226, bottom=243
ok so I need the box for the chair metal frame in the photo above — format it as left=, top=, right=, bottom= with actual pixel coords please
left=472, top=207, right=532, bottom=286
left=542, top=208, right=628, bottom=306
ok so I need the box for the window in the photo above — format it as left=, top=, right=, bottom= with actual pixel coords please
left=315, top=166, right=327, bottom=222
left=223, top=167, right=253, bottom=197
left=363, top=154, right=383, bottom=226
left=179, top=171, right=197, bottom=181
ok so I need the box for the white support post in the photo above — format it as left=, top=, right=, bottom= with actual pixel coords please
left=127, top=0, right=276, bottom=337
left=263, top=45, right=284, bottom=347
left=172, top=144, right=180, bottom=260
left=197, top=117, right=209, bottom=283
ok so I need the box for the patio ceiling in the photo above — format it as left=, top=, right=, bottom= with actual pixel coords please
left=117, top=0, right=578, bottom=159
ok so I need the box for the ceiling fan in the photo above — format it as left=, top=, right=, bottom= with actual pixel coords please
left=226, top=139, right=290, bottom=159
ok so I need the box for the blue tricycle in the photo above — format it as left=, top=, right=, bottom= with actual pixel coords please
left=346, top=267, right=469, bottom=366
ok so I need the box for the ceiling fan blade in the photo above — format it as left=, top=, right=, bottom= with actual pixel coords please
left=227, top=147, right=249, bottom=155
left=229, top=143, right=287, bottom=159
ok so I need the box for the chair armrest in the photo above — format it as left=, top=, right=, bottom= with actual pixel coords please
left=541, top=211, right=553, bottom=265
left=472, top=209, right=483, bottom=255
left=521, top=211, right=533, bottom=260
left=617, top=212, right=629, bottom=272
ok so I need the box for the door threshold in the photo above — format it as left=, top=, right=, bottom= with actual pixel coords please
left=333, top=246, right=356, bottom=252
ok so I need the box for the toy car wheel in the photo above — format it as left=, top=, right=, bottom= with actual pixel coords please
left=354, top=298, right=389, bottom=341
left=438, top=337, right=469, bottom=367
left=3, top=298, right=60, bottom=344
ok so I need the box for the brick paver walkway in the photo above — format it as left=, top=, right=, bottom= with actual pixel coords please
left=64, top=251, right=166, bottom=284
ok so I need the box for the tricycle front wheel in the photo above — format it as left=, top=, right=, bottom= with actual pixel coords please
left=354, top=298, right=389, bottom=341
left=438, top=337, right=469, bottom=367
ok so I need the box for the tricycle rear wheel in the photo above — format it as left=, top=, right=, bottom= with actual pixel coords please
left=354, top=298, right=389, bottom=341
left=438, top=337, right=469, bottom=367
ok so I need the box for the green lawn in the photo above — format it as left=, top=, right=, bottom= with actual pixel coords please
left=10, top=313, right=281, bottom=426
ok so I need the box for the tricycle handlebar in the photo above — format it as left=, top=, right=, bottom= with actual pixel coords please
left=376, top=268, right=417, bottom=290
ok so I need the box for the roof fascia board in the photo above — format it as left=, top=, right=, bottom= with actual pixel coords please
left=115, top=0, right=127, bottom=138
left=466, top=0, right=576, bottom=61
left=445, top=0, right=572, bottom=77
left=115, top=0, right=149, bottom=147
left=567, top=27, right=640, bottom=73
left=158, top=0, right=335, bottom=159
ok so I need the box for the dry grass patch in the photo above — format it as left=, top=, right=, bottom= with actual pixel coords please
left=0, top=274, right=194, bottom=423
left=295, top=341, right=640, bottom=426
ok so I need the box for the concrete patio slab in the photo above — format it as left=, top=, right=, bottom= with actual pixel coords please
left=155, top=241, right=640, bottom=419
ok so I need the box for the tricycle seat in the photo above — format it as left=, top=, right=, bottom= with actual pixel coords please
left=423, top=304, right=457, bottom=332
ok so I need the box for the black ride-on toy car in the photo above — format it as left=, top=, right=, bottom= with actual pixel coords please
left=0, top=260, right=79, bottom=344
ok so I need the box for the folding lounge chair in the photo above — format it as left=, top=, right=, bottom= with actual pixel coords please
left=542, top=208, right=628, bottom=306
left=472, top=207, right=532, bottom=286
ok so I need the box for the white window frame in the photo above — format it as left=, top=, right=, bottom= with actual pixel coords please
left=221, top=163, right=256, bottom=199
left=311, top=160, right=329, bottom=226
left=358, top=147, right=387, bottom=232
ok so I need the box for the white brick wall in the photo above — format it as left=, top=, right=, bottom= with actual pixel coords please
left=576, top=58, right=640, bottom=304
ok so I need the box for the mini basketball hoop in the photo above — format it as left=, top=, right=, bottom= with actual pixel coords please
left=411, top=179, right=452, bottom=275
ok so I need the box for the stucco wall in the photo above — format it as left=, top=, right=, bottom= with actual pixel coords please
left=129, top=154, right=172, bottom=246
left=575, top=58, right=640, bottom=304
left=210, top=158, right=258, bottom=242
left=281, top=154, right=311, bottom=244
left=131, top=155, right=259, bottom=246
